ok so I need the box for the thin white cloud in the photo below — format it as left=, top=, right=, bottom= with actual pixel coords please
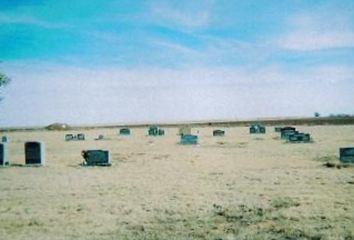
left=277, top=11, right=354, bottom=51
left=3, top=61, right=353, bottom=88
left=1, top=62, right=353, bottom=126
left=150, top=39, right=201, bottom=56
left=145, top=33, right=274, bottom=68
left=148, top=0, right=214, bottom=29
left=309, top=65, right=354, bottom=83
left=0, top=14, right=66, bottom=29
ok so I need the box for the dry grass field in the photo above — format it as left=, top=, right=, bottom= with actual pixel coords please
left=0, top=125, right=354, bottom=240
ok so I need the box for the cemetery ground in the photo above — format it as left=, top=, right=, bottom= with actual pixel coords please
left=0, top=125, right=354, bottom=240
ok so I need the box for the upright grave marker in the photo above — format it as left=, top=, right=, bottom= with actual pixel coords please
left=213, top=130, right=225, bottom=136
left=288, top=133, right=311, bottom=143
left=274, top=127, right=282, bottom=132
left=95, top=134, right=104, bottom=140
left=1, top=136, right=8, bottom=143
left=0, top=143, right=9, bottom=166
left=249, top=124, right=266, bottom=134
left=77, top=133, right=85, bottom=141
left=339, top=148, right=354, bottom=164
left=82, top=150, right=111, bottom=166
left=281, top=130, right=298, bottom=140
left=148, top=126, right=165, bottom=136
left=281, top=126, right=296, bottom=132
left=65, top=134, right=74, bottom=141
left=25, top=141, right=45, bottom=165
left=178, top=126, right=191, bottom=136
left=119, top=128, right=131, bottom=135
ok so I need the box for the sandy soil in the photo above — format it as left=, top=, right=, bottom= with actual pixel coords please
left=0, top=125, right=353, bottom=240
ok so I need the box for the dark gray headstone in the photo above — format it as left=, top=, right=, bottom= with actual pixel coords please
left=158, top=129, right=165, bottom=135
left=0, top=143, right=9, bottom=166
left=180, top=134, right=198, bottom=145
left=1, top=136, right=8, bottom=143
left=274, top=127, right=282, bottom=132
left=213, top=130, right=225, bottom=136
left=82, top=150, right=111, bottom=166
left=148, top=126, right=165, bottom=136
left=249, top=124, right=266, bottom=134
left=250, top=126, right=256, bottom=134
left=280, top=127, right=296, bottom=132
left=259, top=125, right=265, bottom=133
left=148, top=126, right=158, bottom=136
left=25, top=141, right=45, bottom=165
left=65, top=134, right=74, bottom=141
left=281, top=130, right=298, bottom=140
left=120, top=128, right=131, bottom=135
left=288, top=133, right=310, bottom=143
left=77, top=133, right=85, bottom=141
left=95, top=135, right=104, bottom=140
left=339, top=148, right=354, bottom=163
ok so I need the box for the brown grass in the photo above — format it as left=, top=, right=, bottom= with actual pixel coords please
left=0, top=125, right=353, bottom=239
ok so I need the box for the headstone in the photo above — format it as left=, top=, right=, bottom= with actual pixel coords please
left=178, top=126, right=191, bottom=136
left=339, top=148, right=354, bottom=164
left=281, top=130, right=298, bottom=140
left=65, top=134, right=74, bottom=141
left=180, top=134, right=198, bottom=145
left=249, top=124, right=266, bottom=134
left=95, top=134, right=104, bottom=140
left=260, top=126, right=266, bottom=133
left=280, top=127, right=296, bottom=132
left=213, top=130, right=225, bottom=136
left=288, top=133, right=310, bottom=143
left=0, top=143, right=9, bottom=166
left=82, top=150, right=111, bottom=166
left=119, top=128, right=131, bottom=135
left=77, top=133, right=85, bottom=141
left=1, top=136, right=8, bottom=143
left=148, top=126, right=165, bottom=136
left=25, top=141, right=45, bottom=165
left=274, top=127, right=282, bottom=132
left=249, top=126, right=256, bottom=134
left=148, top=126, right=158, bottom=136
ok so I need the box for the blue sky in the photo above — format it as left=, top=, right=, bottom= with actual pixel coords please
left=0, top=0, right=354, bottom=126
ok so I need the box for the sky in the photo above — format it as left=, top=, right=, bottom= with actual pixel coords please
left=0, top=0, right=354, bottom=127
